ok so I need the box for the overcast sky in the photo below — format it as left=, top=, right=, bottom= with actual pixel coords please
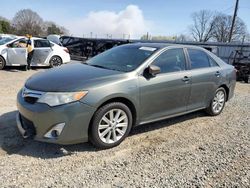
left=1, top=0, right=249, bottom=39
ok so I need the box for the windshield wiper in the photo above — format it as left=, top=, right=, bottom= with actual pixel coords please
left=90, top=64, right=109, bottom=69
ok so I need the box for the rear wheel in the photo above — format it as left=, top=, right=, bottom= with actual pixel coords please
left=22, top=65, right=28, bottom=71
left=0, top=56, right=6, bottom=70
left=243, top=75, right=250, bottom=83
left=89, top=102, right=133, bottom=149
left=49, top=56, right=62, bottom=68
left=205, top=87, right=226, bottom=116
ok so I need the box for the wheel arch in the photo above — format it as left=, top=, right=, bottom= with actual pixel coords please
left=88, top=97, right=137, bottom=134
left=219, top=84, right=229, bottom=101
left=0, top=55, right=6, bottom=69
left=49, top=55, right=63, bottom=67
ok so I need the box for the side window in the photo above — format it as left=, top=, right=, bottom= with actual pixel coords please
left=34, top=40, right=51, bottom=48
left=153, top=48, right=186, bottom=74
left=50, top=42, right=55, bottom=47
left=188, top=49, right=210, bottom=69
left=11, top=39, right=27, bottom=48
left=208, top=56, right=219, bottom=67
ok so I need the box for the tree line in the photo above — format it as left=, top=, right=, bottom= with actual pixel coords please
left=141, top=9, right=249, bottom=43
left=0, top=9, right=69, bottom=36
left=190, top=10, right=247, bottom=42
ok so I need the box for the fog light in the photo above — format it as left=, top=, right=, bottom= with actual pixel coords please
left=44, top=123, right=65, bottom=139
left=51, top=130, right=59, bottom=137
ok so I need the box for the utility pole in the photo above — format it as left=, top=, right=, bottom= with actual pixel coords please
left=229, top=0, right=239, bottom=42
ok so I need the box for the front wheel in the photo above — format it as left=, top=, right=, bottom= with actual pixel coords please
left=0, top=56, right=6, bottom=70
left=89, top=102, right=133, bottom=149
left=205, top=87, right=226, bottom=116
left=49, top=56, right=62, bottom=68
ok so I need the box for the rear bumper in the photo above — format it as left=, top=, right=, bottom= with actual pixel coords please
left=63, top=54, right=71, bottom=64
left=16, top=90, right=96, bottom=145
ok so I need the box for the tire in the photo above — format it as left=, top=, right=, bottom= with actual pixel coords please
left=22, top=65, right=28, bottom=71
left=89, top=102, right=133, bottom=149
left=243, top=76, right=250, bottom=83
left=0, top=56, right=6, bottom=70
left=49, top=56, right=62, bottom=68
left=205, top=87, right=227, bottom=116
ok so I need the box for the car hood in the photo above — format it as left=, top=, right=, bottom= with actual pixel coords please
left=25, top=63, right=125, bottom=92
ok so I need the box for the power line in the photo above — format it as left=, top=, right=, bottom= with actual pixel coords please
left=221, top=6, right=234, bottom=13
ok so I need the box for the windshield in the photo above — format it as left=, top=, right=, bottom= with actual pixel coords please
left=86, top=45, right=158, bottom=72
left=0, top=37, right=15, bottom=45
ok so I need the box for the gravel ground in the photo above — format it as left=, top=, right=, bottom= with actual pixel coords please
left=0, top=67, right=249, bottom=187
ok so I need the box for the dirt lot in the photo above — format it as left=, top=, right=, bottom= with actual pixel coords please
left=0, top=67, right=249, bottom=187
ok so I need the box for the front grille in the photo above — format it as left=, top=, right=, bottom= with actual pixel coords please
left=22, top=87, right=44, bottom=104
left=20, top=114, right=36, bottom=137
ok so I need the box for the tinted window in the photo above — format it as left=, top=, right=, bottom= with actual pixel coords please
left=188, top=49, right=210, bottom=69
left=34, top=40, right=51, bottom=48
left=153, top=48, right=186, bottom=74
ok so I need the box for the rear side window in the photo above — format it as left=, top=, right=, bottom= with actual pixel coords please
left=208, top=56, right=219, bottom=67
left=34, top=40, right=51, bottom=48
left=188, top=49, right=210, bottom=69
left=153, top=48, right=186, bottom=74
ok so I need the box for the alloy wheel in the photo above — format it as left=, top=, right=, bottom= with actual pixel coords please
left=212, top=90, right=225, bottom=114
left=0, top=57, right=5, bottom=69
left=98, top=109, right=128, bottom=144
left=50, top=56, right=62, bottom=67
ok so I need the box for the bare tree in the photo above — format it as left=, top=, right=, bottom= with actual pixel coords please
left=59, top=26, right=69, bottom=35
left=211, top=13, right=247, bottom=42
left=190, top=10, right=215, bottom=42
left=12, top=9, right=43, bottom=36
left=176, top=34, right=190, bottom=42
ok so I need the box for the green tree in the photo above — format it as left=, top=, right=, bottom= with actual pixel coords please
left=0, top=18, right=11, bottom=33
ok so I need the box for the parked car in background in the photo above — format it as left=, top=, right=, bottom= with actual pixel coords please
left=16, top=43, right=236, bottom=149
left=0, top=34, right=17, bottom=45
left=0, top=37, right=70, bottom=70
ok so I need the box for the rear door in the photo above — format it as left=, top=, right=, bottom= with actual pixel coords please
left=32, top=39, right=52, bottom=65
left=139, top=48, right=191, bottom=123
left=7, top=39, right=27, bottom=65
left=186, top=48, right=222, bottom=110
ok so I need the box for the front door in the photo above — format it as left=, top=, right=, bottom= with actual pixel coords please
left=7, top=39, right=27, bottom=65
left=139, top=48, right=191, bottom=123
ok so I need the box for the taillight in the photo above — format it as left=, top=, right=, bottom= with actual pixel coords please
left=63, top=48, right=69, bottom=53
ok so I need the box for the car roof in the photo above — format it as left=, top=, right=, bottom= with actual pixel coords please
left=124, top=42, right=205, bottom=50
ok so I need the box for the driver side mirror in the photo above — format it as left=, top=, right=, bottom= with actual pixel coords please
left=148, top=65, right=161, bottom=76
left=6, top=44, right=12, bottom=48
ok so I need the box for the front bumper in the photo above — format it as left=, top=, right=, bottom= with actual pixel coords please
left=16, top=90, right=96, bottom=145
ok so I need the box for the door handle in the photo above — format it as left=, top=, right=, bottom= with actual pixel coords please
left=182, top=76, right=190, bottom=82
left=215, top=71, right=221, bottom=77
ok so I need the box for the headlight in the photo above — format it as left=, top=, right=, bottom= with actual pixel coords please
left=37, top=91, right=88, bottom=107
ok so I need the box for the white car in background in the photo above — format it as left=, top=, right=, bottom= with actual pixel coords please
left=0, top=37, right=70, bottom=70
